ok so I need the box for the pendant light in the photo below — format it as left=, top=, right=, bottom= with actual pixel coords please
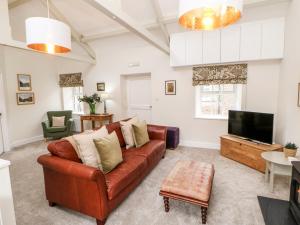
left=25, top=0, right=71, bottom=54
left=179, top=0, right=243, bottom=30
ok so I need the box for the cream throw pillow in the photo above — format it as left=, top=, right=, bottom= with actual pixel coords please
left=120, top=117, right=139, bottom=149
left=73, top=126, right=108, bottom=170
left=94, top=131, right=123, bottom=174
left=132, top=120, right=150, bottom=148
left=63, top=130, right=94, bottom=157
left=52, top=116, right=65, bottom=127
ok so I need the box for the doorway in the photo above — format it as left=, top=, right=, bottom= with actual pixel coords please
left=121, top=73, right=152, bottom=123
left=0, top=73, right=7, bottom=154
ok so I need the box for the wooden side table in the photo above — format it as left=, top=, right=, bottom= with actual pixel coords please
left=80, top=114, right=113, bottom=132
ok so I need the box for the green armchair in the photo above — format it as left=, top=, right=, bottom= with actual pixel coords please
left=42, top=110, right=74, bottom=140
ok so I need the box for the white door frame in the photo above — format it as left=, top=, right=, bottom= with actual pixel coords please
left=120, top=73, right=152, bottom=122
left=0, top=73, right=9, bottom=153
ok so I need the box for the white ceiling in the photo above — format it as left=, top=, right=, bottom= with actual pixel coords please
left=8, top=0, right=290, bottom=43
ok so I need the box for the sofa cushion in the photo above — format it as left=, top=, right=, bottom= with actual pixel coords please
left=47, top=140, right=81, bottom=163
left=94, top=131, right=123, bottom=174
left=120, top=117, right=139, bottom=149
left=105, top=153, right=147, bottom=200
left=47, top=126, right=66, bottom=133
left=127, top=140, right=165, bottom=167
left=106, top=122, right=126, bottom=148
left=132, top=120, right=150, bottom=148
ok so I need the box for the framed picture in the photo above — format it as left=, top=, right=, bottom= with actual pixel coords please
left=16, top=92, right=35, bottom=105
left=17, top=74, right=32, bottom=91
left=298, top=83, right=300, bottom=107
left=97, top=82, right=105, bottom=91
left=165, top=80, right=176, bottom=95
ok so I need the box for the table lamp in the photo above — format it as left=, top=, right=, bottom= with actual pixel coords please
left=101, top=93, right=111, bottom=115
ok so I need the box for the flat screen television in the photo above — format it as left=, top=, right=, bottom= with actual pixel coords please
left=228, top=110, right=274, bottom=144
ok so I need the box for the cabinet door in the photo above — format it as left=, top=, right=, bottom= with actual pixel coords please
left=186, top=31, right=203, bottom=66
left=170, top=33, right=186, bottom=67
left=203, top=30, right=221, bottom=64
left=221, top=25, right=240, bottom=62
left=240, top=22, right=262, bottom=61
left=261, top=18, right=285, bottom=59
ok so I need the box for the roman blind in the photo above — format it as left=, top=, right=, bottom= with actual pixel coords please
left=59, top=73, right=83, bottom=87
left=193, top=64, right=247, bottom=86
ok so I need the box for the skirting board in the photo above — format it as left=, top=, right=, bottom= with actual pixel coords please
left=9, top=135, right=44, bottom=149
left=179, top=140, right=220, bottom=150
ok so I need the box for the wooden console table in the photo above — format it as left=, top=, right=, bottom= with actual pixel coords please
left=80, top=114, right=113, bottom=132
left=220, top=135, right=283, bottom=173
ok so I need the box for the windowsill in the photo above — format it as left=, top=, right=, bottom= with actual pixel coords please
left=194, top=115, right=228, bottom=121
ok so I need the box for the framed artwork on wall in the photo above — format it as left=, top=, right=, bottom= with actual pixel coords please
left=298, top=83, right=300, bottom=107
left=165, top=80, right=176, bottom=95
left=97, top=82, right=105, bottom=91
left=17, top=74, right=32, bottom=91
left=16, top=92, right=35, bottom=105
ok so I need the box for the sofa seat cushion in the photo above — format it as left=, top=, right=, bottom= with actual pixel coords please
left=105, top=153, right=147, bottom=200
left=127, top=140, right=165, bottom=167
left=47, top=126, right=66, bottom=133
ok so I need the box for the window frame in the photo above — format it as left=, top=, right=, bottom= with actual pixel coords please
left=194, top=84, right=244, bottom=120
left=62, top=86, right=84, bottom=115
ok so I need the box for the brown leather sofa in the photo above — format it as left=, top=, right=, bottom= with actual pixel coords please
left=37, top=122, right=167, bottom=225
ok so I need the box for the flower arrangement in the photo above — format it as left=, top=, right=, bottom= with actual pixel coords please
left=78, top=93, right=102, bottom=114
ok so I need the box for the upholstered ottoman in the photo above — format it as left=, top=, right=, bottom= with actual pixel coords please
left=159, top=161, right=214, bottom=224
left=166, top=127, right=179, bottom=149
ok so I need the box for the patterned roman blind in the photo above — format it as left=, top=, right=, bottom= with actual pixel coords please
left=193, top=64, right=248, bottom=86
left=59, top=73, right=83, bottom=87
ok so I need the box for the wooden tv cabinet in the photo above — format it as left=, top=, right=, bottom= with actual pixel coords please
left=220, top=135, right=283, bottom=173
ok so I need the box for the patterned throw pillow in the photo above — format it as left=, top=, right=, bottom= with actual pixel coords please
left=132, top=120, right=150, bottom=148
left=94, top=131, right=123, bottom=174
left=52, top=116, right=65, bottom=127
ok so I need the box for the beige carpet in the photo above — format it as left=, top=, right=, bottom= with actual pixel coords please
left=1, top=141, right=290, bottom=225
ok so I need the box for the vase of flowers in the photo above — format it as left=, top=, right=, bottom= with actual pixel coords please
left=284, top=142, right=298, bottom=158
left=78, top=93, right=102, bottom=115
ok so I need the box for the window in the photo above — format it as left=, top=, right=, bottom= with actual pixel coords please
left=195, top=84, right=243, bottom=119
left=62, top=87, right=84, bottom=114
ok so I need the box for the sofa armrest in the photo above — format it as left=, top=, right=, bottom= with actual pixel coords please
left=38, top=154, right=105, bottom=182
left=37, top=154, right=109, bottom=220
left=147, top=124, right=167, bottom=141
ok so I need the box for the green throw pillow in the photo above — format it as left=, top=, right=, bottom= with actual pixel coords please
left=93, top=131, right=123, bottom=174
left=132, top=120, right=150, bottom=148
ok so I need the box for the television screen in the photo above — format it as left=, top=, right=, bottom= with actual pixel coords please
left=228, top=110, right=274, bottom=144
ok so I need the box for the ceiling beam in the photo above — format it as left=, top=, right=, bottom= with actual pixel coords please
left=8, top=0, right=31, bottom=9
left=2, top=39, right=96, bottom=64
left=84, top=0, right=170, bottom=55
left=40, top=0, right=96, bottom=60
left=82, top=0, right=290, bottom=42
left=151, top=0, right=170, bottom=45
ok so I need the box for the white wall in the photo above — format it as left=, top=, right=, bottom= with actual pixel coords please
left=1, top=46, right=91, bottom=149
left=276, top=0, right=300, bottom=145
left=83, top=31, right=281, bottom=148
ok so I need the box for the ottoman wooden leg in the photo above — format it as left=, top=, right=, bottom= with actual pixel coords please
left=163, top=197, right=170, bottom=212
left=201, top=207, right=207, bottom=224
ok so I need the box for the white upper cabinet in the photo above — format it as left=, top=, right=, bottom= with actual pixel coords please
left=261, top=18, right=285, bottom=59
left=203, top=30, right=221, bottom=64
left=240, top=22, right=262, bottom=61
left=186, top=31, right=203, bottom=66
left=221, top=25, right=240, bottom=62
left=170, top=17, right=285, bottom=67
left=170, top=32, right=186, bottom=67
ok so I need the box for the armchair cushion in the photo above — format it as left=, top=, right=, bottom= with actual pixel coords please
left=47, top=126, right=66, bottom=133
left=47, top=110, right=72, bottom=127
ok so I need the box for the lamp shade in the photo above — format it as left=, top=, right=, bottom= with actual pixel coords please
left=26, top=17, right=71, bottom=54
left=101, top=93, right=112, bottom=100
left=179, top=0, right=243, bottom=30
